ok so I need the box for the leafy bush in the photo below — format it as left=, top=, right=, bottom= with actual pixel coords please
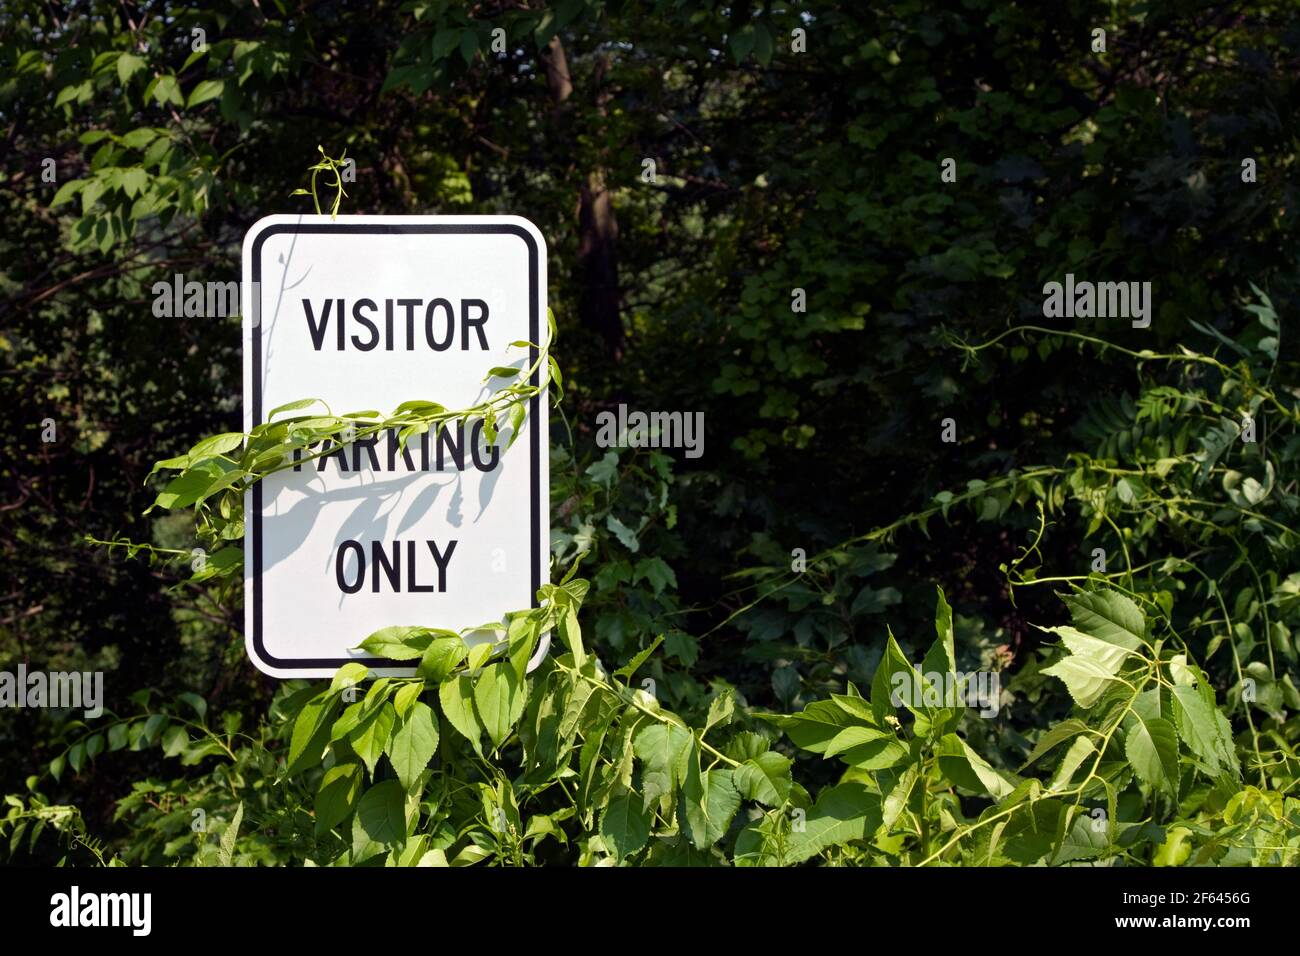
left=7, top=291, right=1298, bottom=866
left=8, top=579, right=1294, bottom=866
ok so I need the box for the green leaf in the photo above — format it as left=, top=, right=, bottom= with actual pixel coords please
left=1062, top=589, right=1146, bottom=650
left=704, top=691, right=735, bottom=734
left=474, top=662, right=526, bottom=749
left=633, top=723, right=692, bottom=809
left=1152, top=825, right=1193, bottom=866
left=357, top=625, right=430, bottom=660
left=1048, top=736, right=1095, bottom=790
left=921, top=586, right=957, bottom=678
left=830, top=687, right=875, bottom=723
left=107, top=723, right=129, bottom=751
left=354, top=779, right=405, bottom=847
left=387, top=702, right=439, bottom=791
left=1041, top=626, right=1137, bottom=709
left=871, top=630, right=923, bottom=720
left=1041, top=656, right=1116, bottom=709
left=465, top=641, right=495, bottom=672
left=432, top=28, right=463, bottom=60
left=499, top=401, right=525, bottom=450
left=439, top=674, right=483, bottom=755
left=153, top=74, right=182, bottom=106
left=120, top=127, right=158, bottom=151
left=177, top=691, right=207, bottom=721
left=732, top=752, right=793, bottom=807
left=605, top=514, right=640, bottom=552
left=186, top=78, right=224, bottom=108
left=348, top=702, right=396, bottom=777
left=143, top=133, right=173, bottom=168
left=585, top=451, right=619, bottom=486
left=600, top=793, right=652, bottom=861
left=268, top=398, right=325, bottom=420
left=729, top=25, right=756, bottom=63
left=558, top=604, right=585, bottom=668
left=50, top=179, right=86, bottom=208
left=822, top=725, right=892, bottom=759
left=142, top=714, right=167, bottom=746
left=612, top=634, right=664, bottom=682
left=55, top=81, right=89, bottom=107
left=315, top=762, right=363, bottom=836
left=1211, top=708, right=1240, bottom=778
left=116, top=52, right=145, bottom=84
left=218, top=802, right=243, bottom=866
left=1053, top=625, right=1139, bottom=671
left=936, top=734, right=1019, bottom=798
left=1021, top=718, right=1092, bottom=769
left=1052, top=808, right=1110, bottom=864
left=999, top=798, right=1067, bottom=864
left=784, top=783, right=882, bottom=864
left=634, top=556, right=677, bottom=596
left=331, top=662, right=369, bottom=693
left=287, top=692, right=339, bottom=776
left=1124, top=714, right=1179, bottom=797
left=186, top=431, right=245, bottom=462
left=161, top=724, right=188, bottom=757
left=151, top=466, right=224, bottom=511
left=850, top=585, right=901, bottom=615
left=418, top=636, right=468, bottom=682
left=842, top=736, right=910, bottom=771
left=91, top=51, right=120, bottom=77
left=1170, top=685, right=1235, bottom=776
left=80, top=176, right=106, bottom=214
left=882, top=764, right=920, bottom=828
left=393, top=682, right=422, bottom=719
left=767, top=699, right=859, bottom=753
left=680, top=745, right=740, bottom=850
left=459, top=29, right=480, bottom=65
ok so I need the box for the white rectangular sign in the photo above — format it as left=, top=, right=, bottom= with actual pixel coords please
left=241, top=215, right=548, bottom=677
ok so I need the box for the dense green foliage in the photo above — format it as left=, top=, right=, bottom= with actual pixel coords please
left=2, top=1, right=1298, bottom=866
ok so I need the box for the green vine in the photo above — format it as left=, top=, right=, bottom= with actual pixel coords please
left=290, top=145, right=351, bottom=219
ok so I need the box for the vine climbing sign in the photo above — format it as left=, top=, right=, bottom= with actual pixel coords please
left=241, top=215, right=550, bottom=677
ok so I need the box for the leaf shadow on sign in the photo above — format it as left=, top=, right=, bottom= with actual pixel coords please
left=477, top=444, right=504, bottom=520
left=258, top=462, right=507, bottom=607
left=398, top=475, right=457, bottom=537
left=257, top=471, right=450, bottom=579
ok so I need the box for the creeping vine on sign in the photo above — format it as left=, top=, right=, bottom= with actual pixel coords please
left=290, top=144, right=351, bottom=219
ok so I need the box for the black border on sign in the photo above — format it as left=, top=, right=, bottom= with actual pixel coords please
left=249, top=222, right=542, bottom=671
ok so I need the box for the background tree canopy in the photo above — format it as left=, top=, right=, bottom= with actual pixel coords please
left=1, top=1, right=1298, bottom=867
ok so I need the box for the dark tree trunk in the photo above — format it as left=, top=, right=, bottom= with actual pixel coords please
left=541, top=37, right=624, bottom=358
